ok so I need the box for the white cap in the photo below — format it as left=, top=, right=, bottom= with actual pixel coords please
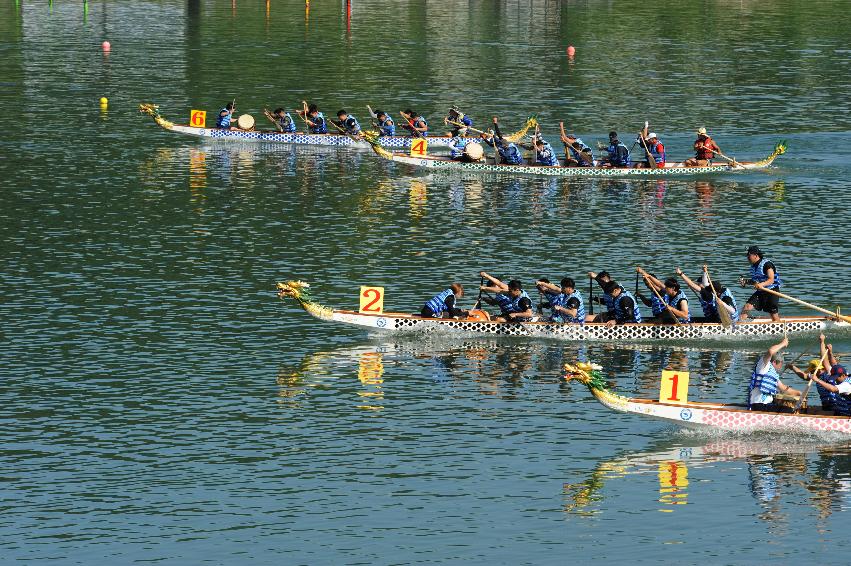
left=647, top=132, right=657, bottom=139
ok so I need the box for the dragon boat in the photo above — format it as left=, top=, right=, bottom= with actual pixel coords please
left=564, top=362, right=851, bottom=435
left=138, top=103, right=536, bottom=150
left=368, top=141, right=787, bottom=178
left=276, top=281, right=849, bottom=344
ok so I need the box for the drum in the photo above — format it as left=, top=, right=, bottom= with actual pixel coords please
left=774, top=393, right=805, bottom=412
left=237, top=113, right=255, bottom=130
left=464, top=142, right=484, bottom=161
left=466, top=309, right=491, bottom=322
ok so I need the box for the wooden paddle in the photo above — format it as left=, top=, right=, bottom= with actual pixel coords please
left=638, top=269, right=682, bottom=326
left=559, top=122, right=594, bottom=166
left=755, top=285, right=851, bottom=324
left=699, top=138, right=739, bottom=167
left=639, top=134, right=658, bottom=169
left=328, top=118, right=362, bottom=142
left=447, top=119, right=486, bottom=136
left=297, top=100, right=312, bottom=128
left=588, top=275, right=594, bottom=316
left=704, top=267, right=733, bottom=329
left=779, top=348, right=812, bottom=378
left=399, top=111, right=425, bottom=139
left=263, top=108, right=284, bottom=132
left=794, top=348, right=830, bottom=414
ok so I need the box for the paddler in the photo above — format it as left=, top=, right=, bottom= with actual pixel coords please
left=587, top=271, right=615, bottom=320
left=522, top=134, right=559, bottom=166
left=297, top=103, right=328, bottom=134
left=635, top=131, right=666, bottom=168
left=635, top=272, right=667, bottom=322
left=479, top=272, right=533, bottom=323
left=676, top=265, right=738, bottom=323
left=560, top=132, right=594, bottom=167
left=684, top=127, right=720, bottom=167
left=636, top=268, right=690, bottom=324
left=375, top=110, right=395, bottom=136
left=601, top=280, right=643, bottom=326
left=420, top=283, right=468, bottom=319
left=748, top=336, right=803, bottom=412
left=445, top=107, right=473, bottom=136
left=447, top=126, right=471, bottom=161
left=272, top=108, right=297, bottom=133
left=789, top=334, right=838, bottom=412
left=805, top=357, right=851, bottom=417
left=600, top=131, right=631, bottom=168
left=738, top=245, right=782, bottom=322
left=217, top=102, right=235, bottom=129
left=480, top=117, right=524, bottom=165
left=401, top=109, right=428, bottom=137
left=334, top=109, right=362, bottom=137
left=535, top=278, right=586, bottom=323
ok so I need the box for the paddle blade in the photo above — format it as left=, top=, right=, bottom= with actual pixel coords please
left=717, top=298, right=733, bottom=329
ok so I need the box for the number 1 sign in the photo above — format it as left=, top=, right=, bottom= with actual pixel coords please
left=359, top=286, right=385, bottom=314
left=659, top=370, right=689, bottom=404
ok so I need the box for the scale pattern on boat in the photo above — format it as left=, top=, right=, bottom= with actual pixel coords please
left=177, top=125, right=454, bottom=148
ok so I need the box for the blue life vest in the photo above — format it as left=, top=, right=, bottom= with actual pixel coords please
left=647, top=140, right=665, bottom=163
left=833, top=387, right=851, bottom=416
left=459, top=114, right=473, bottom=128
left=750, top=258, right=781, bottom=289
left=279, top=113, right=296, bottom=133
left=450, top=136, right=468, bottom=159
left=649, top=293, right=666, bottom=316
left=499, top=143, right=523, bottom=165
left=535, top=142, right=558, bottom=166
left=814, top=371, right=838, bottom=409
left=424, top=289, right=453, bottom=317
left=408, top=117, right=428, bottom=137
left=568, top=138, right=593, bottom=166
left=601, top=292, right=614, bottom=313
left=378, top=117, right=395, bottom=136
left=217, top=107, right=231, bottom=129
left=664, top=290, right=691, bottom=323
left=550, top=291, right=585, bottom=323
left=310, top=112, right=328, bottom=134
left=343, top=116, right=361, bottom=134
left=607, top=141, right=631, bottom=167
left=699, top=288, right=740, bottom=322
left=613, top=289, right=642, bottom=323
left=749, top=358, right=780, bottom=398
left=496, top=290, right=531, bottom=318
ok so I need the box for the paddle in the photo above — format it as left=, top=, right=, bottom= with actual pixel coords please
left=699, top=138, right=739, bottom=167
left=486, top=128, right=501, bottom=165
left=755, top=285, right=851, bottom=324
left=559, top=122, right=594, bottom=166
left=399, top=111, right=425, bottom=139
left=639, top=134, right=658, bottom=169
left=447, top=119, right=486, bottom=136
left=588, top=275, right=594, bottom=316
left=704, top=267, right=733, bottom=329
left=794, top=348, right=830, bottom=414
left=297, top=100, right=312, bottom=129
left=328, top=118, right=362, bottom=142
left=263, top=108, right=284, bottom=132
left=779, top=348, right=812, bottom=378
left=638, top=268, right=682, bottom=326
left=472, top=275, right=485, bottom=309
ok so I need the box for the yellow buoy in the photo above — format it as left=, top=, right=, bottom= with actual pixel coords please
left=99, top=97, right=108, bottom=105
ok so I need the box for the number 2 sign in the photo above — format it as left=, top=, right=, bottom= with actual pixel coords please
left=659, top=370, right=689, bottom=404
left=359, top=286, right=384, bottom=314
left=189, top=109, right=207, bottom=128
left=409, top=138, right=428, bottom=157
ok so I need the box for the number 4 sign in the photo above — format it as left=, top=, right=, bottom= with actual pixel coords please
left=359, top=286, right=385, bottom=314
left=409, top=138, right=428, bottom=157
left=659, top=370, right=689, bottom=404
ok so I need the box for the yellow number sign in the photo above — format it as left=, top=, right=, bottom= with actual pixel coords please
left=359, top=286, right=384, bottom=314
left=410, top=138, right=428, bottom=157
left=189, top=109, right=207, bottom=128
left=659, top=370, right=689, bottom=404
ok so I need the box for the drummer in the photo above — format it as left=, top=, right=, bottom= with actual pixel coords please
left=748, top=336, right=803, bottom=412
left=217, top=102, right=235, bottom=129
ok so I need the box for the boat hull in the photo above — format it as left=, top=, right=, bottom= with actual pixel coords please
left=592, top=389, right=851, bottom=435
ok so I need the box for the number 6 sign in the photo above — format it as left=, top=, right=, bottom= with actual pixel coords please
left=659, top=370, right=689, bottom=404
left=189, top=109, right=207, bottom=128
left=359, top=286, right=385, bottom=314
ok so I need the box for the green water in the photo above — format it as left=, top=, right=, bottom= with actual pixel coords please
left=2, top=1, right=851, bottom=563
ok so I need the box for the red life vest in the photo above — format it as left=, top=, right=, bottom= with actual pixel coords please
left=694, top=136, right=717, bottom=160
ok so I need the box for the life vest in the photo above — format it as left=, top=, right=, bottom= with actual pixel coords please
left=378, top=117, right=395, bottom=136
left=613, top=289, right=642, bottom=323
left=813, top=370, right=838, bottom=409
left=498, top=143, right=523, bottom=165
left=607, top=141, right=631, bottom=167
left=749, top=359, right=780, bottom=399
left=550, top=291, right=586, bottom=323
left=601, top=292, right=614, bottom=313
left=699, top=288, right=740, bottom=322
left=695, top=136, right=716, bottom=160
left=449, top=136, right=468, bottom=159
left=423, top=288, right=453, bottom=317
left=536, top=142, right=558, bottom=166
left=647, top=140, right=665, bottom=165
left=279, top=113, right=296, bottom=133
left=496, top=290, right=531, bottom=317
left=406, top=117, right=427, bottom=137
left=833, top=386, right=851, bottom=416
left=217, top=107, right=231, bottom=129
left=310, top=112, right=328, bottom=134
left=663, top=290, right=691, bottom=323
left=568, top=138, right=593, bottom=166
left=750, top=258, right=782, bottom=289
left=343, top=116, right=361, bottom=134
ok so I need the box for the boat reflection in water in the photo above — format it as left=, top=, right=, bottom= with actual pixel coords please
left=563, top=437, right=851, bottom=523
